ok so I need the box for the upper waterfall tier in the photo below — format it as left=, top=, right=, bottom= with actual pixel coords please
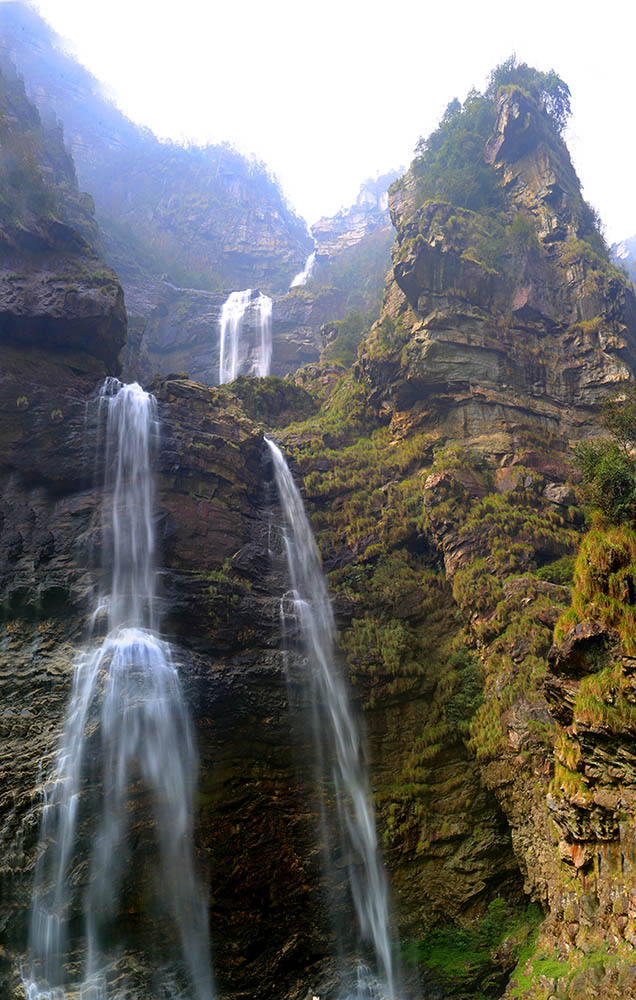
left=290, top=251, right=316, bottom=288
left=219, top=288, right=273, bottom=383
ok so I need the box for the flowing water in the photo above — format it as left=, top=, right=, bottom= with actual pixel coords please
left=265, top=438, right=396, bottom=1000
left=218, top=289, right=272, bottom=383
left=23, top=379, right=213, bottom=1000
left=290, top=251, right=316, bottom=288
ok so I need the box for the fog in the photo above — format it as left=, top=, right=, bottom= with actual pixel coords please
left=29, top=0, right=636, bottom=242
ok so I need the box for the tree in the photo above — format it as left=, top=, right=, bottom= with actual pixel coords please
left=576, top=388, right=636, bottom=523
left=487, top=56, right=571, bottom=134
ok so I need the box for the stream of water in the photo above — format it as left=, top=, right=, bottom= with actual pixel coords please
left=23, top=380, right=214, bottom=1000
left=218, top=289, right=272, bottom=383
left=290, top=252, right=316, bottom=288
left=266, top=438, right=396, bottom=1000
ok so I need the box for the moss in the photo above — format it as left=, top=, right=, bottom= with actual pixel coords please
left=405, top=900, right=543, bottom=1000
left=554, top=524, right=636, bottom=654
left=574, top=661, right=636, bottom=731
left=508, top=942, right=618, bottom=997
left=321, top=311, right=368, bottom=367
left=226, top=374, right=318, bottom=428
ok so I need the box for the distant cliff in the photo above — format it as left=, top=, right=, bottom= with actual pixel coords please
left=122, top=172, right=401, bottom=385
left=0, top=2, right=312, bottom=309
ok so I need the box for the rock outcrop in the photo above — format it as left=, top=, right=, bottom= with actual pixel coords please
left=120, top=172, right=400, bottom=387
left=275, top=71, right=636, bottom=998
left=311, top=171, right=399, bottom=259
left=361, top=87, right=636, bottom=448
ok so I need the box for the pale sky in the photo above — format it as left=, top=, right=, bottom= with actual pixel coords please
left=27, top=0, right=636, bottom=242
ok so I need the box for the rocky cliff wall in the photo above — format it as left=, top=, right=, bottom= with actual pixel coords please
left=273, top=74, right=636, bottom=998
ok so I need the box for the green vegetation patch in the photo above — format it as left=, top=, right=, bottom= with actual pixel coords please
left=405, top=899, right=543, bottom=1000
left=554, top=523, right=636, bottom=656
left=227, top=374, right=318, bottom=428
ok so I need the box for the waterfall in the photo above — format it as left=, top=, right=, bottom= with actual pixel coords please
left=290, top=251, right=316, bottom=288
left=24, top=380, right=214, bottom=1000
left=218, top=289, right=272, bottom=383
left=265, top=438, right=396, bottom=1000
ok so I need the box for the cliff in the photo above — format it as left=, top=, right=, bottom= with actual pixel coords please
left=0, top=57, right=125, bottom=367
left=122, top=173, right=400, bottom=386
left=275, top=64, right=636, bottom=999
left=0, top=3, right=312, bottom=343
left=4, top=45, right=636, bottom=1000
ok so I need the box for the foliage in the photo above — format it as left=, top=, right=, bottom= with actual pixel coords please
left=321, top=311, right=368, bottom=367
left=535, top=553, right=575, bottom=586
left=227, top=375, right=317, bottom=428
left=576, top=388, right=636, bottom=523
left=486, top=56, right=571, bottom=133
left=577, top=440, right=636, bottom=523
left=409, top=59, right=569, bottom=218
left=412, top=88, right=501, bottom=214
left=554, top=523, right=636, bottom=655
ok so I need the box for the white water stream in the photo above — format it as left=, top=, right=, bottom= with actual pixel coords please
left=266, top=438, right=396, bottom=1000
left=24, top=380, right=214, bottom=1000
left=290, top=252, right=316, bottom=288
left=218, top=289, right=272, bottom=383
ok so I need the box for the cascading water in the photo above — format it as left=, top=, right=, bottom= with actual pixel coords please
left=290, top=251, right=316, bottom=288
left=24, top=379, right=214, bottom=1000
left=265, top=438, right=396, bottom=1000
left=218, top=289, right=272, bottom=383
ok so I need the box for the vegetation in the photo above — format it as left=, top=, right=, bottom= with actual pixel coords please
left=554, top=523, right=636, bottom=655
left=405, top=899, right=543, bottom=1000
left=309, top=224, right=395, bottom=321
left=93, top=138, right=310, bottom=293
left=321, top=311, right=368, bottom=367
left=227, top=375, right=318, bottom=428
left=576, top=388, right=636, bottom=523
left=406, top=58, right=570, bottom=216
left=486, top=57, right=571, bottom=133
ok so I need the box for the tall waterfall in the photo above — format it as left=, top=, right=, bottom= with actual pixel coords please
left=266, top=438, right=396, bottom=1000
left=290, top=251, right=316, bottom=288
left=24, top=380, right=214, bottom=1000
left=218, top=289, right=272, bottom=383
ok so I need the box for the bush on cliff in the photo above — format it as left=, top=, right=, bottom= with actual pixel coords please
left=408, top=58, right=571, bottom=215
left=576, top=388, right=636, bottom=523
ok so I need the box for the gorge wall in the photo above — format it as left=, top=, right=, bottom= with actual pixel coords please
left=275, top=73, right=636, bottom=998
left=3, top=26, right=636, bottom=1000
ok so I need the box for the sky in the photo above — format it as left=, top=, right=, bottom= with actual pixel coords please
left=27, top=0, right=636, bottom=242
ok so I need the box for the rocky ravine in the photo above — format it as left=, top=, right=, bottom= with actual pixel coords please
left=5, top=51, right=636, bottom=1000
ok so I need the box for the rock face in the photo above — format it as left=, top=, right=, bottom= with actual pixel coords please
left=311, top=171, right=399, bottom=259
left=0, top=70, right=130, bottom=999
left=0, top=371, right=339, bottom=999
left=121, top=172, right=401, bottom=386
left=0, top=55, right=125, bottom=369
left=274, top=74, right=636, bottom=998
left=0, top=57, right=332, bottom=1000
left=613, top=233, right=636, bottom=286
left=0, top=1, right=313, bottom=376
left=6, top=48, right=636, bottom=1000
left=121, top=282, right=337, bottom=386
left=0, top=220, right=125, bottom=369
left=362, top=87, right=636, bottom=448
